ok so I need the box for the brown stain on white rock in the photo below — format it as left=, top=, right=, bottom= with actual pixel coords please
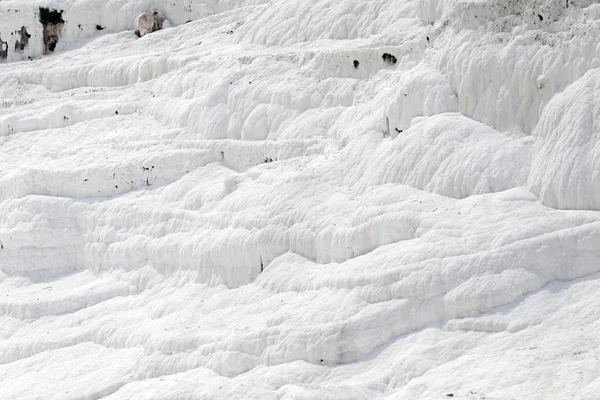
left=137, top=11, right=165, bottom=37
left=43, top=23, right=63, bottom=54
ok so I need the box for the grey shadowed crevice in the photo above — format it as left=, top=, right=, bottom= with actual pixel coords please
left=15, top=27, right=32, bottom=52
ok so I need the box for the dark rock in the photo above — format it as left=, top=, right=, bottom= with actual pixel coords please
left=382, top=53, right=397, bottom=64
left=136, top=11, right=165, bottom=37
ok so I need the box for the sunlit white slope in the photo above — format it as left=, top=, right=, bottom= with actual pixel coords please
left=1, top=0, right=600, bottom=399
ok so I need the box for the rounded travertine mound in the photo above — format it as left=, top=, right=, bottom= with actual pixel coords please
left=384, top=65, right=458, bottom=138
left=352, top=113, right=530, bottom=198
left=135, top=11, right=165, bottom=37
left=529, top=68, right=600, bottom=210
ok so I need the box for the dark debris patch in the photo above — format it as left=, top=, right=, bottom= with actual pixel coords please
left=39, top=7, right=64, bottom=25
left=382, top=53, right=397, bottom=64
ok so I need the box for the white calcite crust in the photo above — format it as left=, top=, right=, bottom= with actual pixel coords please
left=1, top=0, right=600, bottom=399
